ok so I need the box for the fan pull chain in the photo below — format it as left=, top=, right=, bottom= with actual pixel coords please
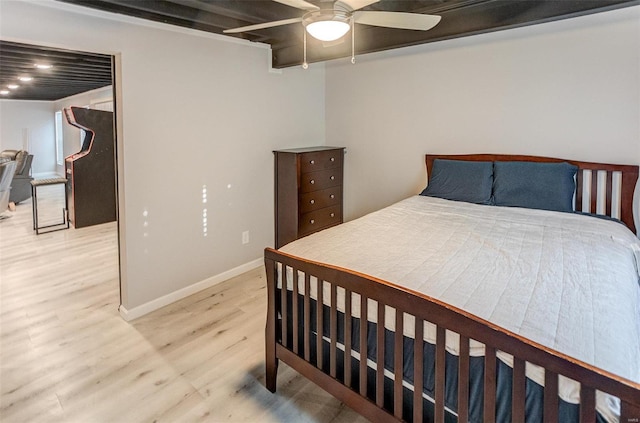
left=302, top=29, right=309, bottom=69
left=351, top=18, right=355, bottom=64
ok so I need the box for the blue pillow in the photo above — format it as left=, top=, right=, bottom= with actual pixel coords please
left=420, top=159, right=493, bottom=205
left=492, top=161, right=578, bottom=212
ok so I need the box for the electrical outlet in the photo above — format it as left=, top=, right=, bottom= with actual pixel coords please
left=242, top=231, right=249, bottom=245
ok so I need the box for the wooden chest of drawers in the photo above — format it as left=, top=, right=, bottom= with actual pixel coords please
left=274, top=146, right=345, bottom=248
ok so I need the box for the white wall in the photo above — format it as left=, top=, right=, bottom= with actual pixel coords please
left=326, top=6, right=640, bottom=223
left=0, top=100, right=55, bottom=175
left=1, top=1, right=325, bottom=312
left=54, top=86, right=114, bottom=175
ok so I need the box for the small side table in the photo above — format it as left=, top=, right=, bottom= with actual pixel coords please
left=31, top=177, right=70, bottom=235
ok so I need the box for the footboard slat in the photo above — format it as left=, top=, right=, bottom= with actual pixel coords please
left=413, top=318, right=424, bottom=423
left=330, top=283, right=338, bottom=378
left=580, top=385, right=596, bottom=423
left=359, top=294, right=368, bottom=397
left=376, top=301, right=385, bottom=407
left=512, top=357, right=526, bottom=423
left=316, top=277, right=323, bottom=369
left=292, top=268, right=299, bottom=354
left=621, top=400, right=640, bottom=423
left=544, top=370, right=559, bottom=422
left=484, top=346, right=497, bottom=423
left=394, top=310, right=404, bottom=419
left=344, top=288, right=353, bottom=389
left=281, top=266, right=288, bottom=348
left=458, top=335, right=470, bottom=423
left=304, top=274, right=311, bottom=361
left=435, top=325, right=446, bottom=423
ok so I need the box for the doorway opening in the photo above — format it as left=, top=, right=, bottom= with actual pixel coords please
left=0, top=40, right=122, bottom=311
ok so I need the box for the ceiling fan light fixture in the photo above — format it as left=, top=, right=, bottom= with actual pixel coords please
left=303, top=10, right=351, bottom=42
left=306, top=20, right=350, bottom=41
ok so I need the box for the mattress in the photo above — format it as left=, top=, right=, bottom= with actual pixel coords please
left=278, top=195, right=640, bottom=421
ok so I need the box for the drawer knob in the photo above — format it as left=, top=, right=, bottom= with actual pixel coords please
left=310, top=179, right=315, bottom=184
left=330, top=157, right=335, bottom=162
left=310, top=219, right=315, bottom=224
left=330, top=213, right=335, bottom=218
left=310, top=199, right=315, bottom=204
left=310, top=160, right=315, bottom=164
left=330, top=176, right=335, bottom=180
left=330, top=194, right=335, bottom=199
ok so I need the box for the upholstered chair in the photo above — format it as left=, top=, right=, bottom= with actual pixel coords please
left=0, top=150, right=34, bottom=204
left=0, top=160, right=17, bottom=216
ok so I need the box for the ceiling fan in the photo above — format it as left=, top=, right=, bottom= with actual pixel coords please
left=224, top=0, right=441, bottom=67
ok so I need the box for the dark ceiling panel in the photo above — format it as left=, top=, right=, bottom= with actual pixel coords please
left=274, top=0, right=640, bottom=66
left=0, top=41, right=113, bottom=101
left=55, top=0, right=639, bottom=69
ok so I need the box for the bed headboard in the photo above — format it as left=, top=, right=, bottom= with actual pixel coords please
left=425, top=154, right=639, bottom=234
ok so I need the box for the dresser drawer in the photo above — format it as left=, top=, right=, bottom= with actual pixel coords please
left=300, top=150, right=342, bottom=173
left=300, top=169, right=342, bottom=193
left=299, top=205, right=342, bottom=236
left=299, top=187, right=341, bottom=213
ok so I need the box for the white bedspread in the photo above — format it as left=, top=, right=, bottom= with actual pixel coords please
left=279, top=196, right=640, bottom=420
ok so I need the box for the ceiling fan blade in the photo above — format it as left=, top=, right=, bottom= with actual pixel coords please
left=223, top=17, right=303, bottom=34
left=273, top=0, right=320, bottom=11
left=354, top=11, right=441, bottom=31
left=336, top=0, right=379, bottom=11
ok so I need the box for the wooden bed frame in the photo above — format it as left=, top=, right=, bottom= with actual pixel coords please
left=264, top=154, right=640, bottom=422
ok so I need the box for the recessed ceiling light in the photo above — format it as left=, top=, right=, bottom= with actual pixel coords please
left=0, top=90, right=9, bottom=95
left=34, top=63, right=53, bottom=70
left=7, top=84, right=19, bottom=89
left=18, top=76, right=33, bottom=82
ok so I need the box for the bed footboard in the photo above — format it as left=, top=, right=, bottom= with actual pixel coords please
left=264, top=248, right=640, bottom=422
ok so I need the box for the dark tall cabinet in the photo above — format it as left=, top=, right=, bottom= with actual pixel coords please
left=274, top=146, right=345, bottom=248
left=64, top=107, right=116, bottom=228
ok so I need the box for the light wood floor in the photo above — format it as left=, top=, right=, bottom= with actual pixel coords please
left=0, top=187, right=367, bottom=422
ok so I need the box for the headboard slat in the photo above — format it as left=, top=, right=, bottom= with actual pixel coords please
left=590, top=170, right=598, bottom=214
left=605, top=171, right=613, bottom=217
left=576, top=170, right=584, bottom=213
left=425, top=154, right=638, bottom=234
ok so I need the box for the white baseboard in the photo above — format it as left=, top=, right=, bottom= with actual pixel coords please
left=119, top=257, right=262, bottom=321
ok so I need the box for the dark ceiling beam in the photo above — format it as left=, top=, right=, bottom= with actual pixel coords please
left=0, top=42, right=109, bottom=55
left=0, top=57, right=111, bottom=71
left=1, top=63, right=111, bottom=76
left=64, top=0, right=234, bottom=32
left=412, top=0, right=494, bottom=14
left=61, top=0, right=292, bottom=44
left=0, top=70, right=111, bottom=80
left=0, top=47, right=110, bottom=62
left=0, top=77, right=111, bottom=85
left=168, top=0, right=302, bottom=23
